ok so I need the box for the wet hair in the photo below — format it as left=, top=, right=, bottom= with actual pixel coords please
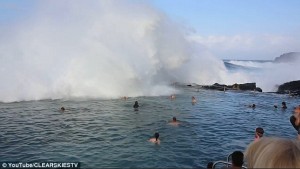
left=282, top=102, right=287, bottom=108
left=255, top=127, right=264, bottom=137
left=274, top=105, right=278, bottom=108
left=61, top=107, right=65, bottom=111
left=133, top=101, right=139, bottom=108
left=245, top=137, right=300, bottom=168
left=231, top=151, right=244, bottom=167
left=173, top=117, right=177, bottom=122
left=154, top=132, right=159, bottom=141
left=207, top=162, right=213, bottom=169
left=252, top=104, right=256, bottom=108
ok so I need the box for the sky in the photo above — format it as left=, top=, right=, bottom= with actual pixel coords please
left=151, top=0, right=300, bottom=60
left=1, top=0, right=300, bottom=60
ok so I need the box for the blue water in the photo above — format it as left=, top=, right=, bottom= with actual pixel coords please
left=0, top=86, right=299, bottom=168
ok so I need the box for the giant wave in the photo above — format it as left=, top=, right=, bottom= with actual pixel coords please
left=0, top=0, right=299, bottom=102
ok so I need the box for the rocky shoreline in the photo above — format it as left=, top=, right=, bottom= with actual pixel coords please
left=276, top=80, right=300, bottom=96
left=196, top=82, right=262, bottom=92
left=185, top=80, right=300, bottom=96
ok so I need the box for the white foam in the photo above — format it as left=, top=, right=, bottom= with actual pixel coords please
left=0, top=0, right=230, bottom=102
left=1, top=1, right=297, bottom=102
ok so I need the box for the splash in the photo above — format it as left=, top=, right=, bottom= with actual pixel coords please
left=0, top=0, right=235, bottom=102
left=224, top=59, right=300, bottom=92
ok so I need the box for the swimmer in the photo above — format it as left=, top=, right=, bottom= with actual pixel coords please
left=248, top=104, right=256, bottom=108
left=133, top=101, right=139, bottom=109
left=192, top=96, right=197, bottom=103
left=121, top=96, right=128, bottom=100
left=169, top=117, right=180, bottom=126
left=254, top=127, right=264, bottom=142
left=170, top=94, right=176, bottom=100
left=282, top=102, right=287, bottom=109
left=274, top=105, right=278, bottom=109
left=60, top=107, right=65, bottom=112
left=148, top=132, right=160, bottom=144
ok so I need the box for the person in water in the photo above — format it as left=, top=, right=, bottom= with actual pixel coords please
left=121, top=96, right=128, bottom=100
left=192, top=96, right=197, bottom=103
left=290, top=106, right=300, bottom=140
left=274, top=104, right=278, bottom=109
left=169, top=117, right=180, bottom=126
left=254, top=127, right=264, bottom=142
left=148, top=132, right=160, bottom=144
left=170, top=94, right=176, bottom=100
left=60, top=107, right=65, bottom=112
left=248, top=104, right=256, bottom=109
left=133, top=101, right=139, bottom=109
left=282, top=102, right=287, bottom=109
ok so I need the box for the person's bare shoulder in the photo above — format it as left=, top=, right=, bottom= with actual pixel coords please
left=149, top=138, right=160, bottom=144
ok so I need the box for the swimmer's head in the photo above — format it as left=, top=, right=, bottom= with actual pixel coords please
left=274, top=105, right=278, bottom=108
left=255, top=127, right=264, bottom=137
left=282, top=102, right=286, bottom=106
left=61, top=107, right=65, bottom=111
left=135, top=101, right=138, bottom=104
left=173, top=117, right=177, bottom=122
left=154, top=132, right=159, bottom=141
left=252, top=104, right=256, bottom=108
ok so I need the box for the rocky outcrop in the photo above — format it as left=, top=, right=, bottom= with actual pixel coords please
left=201, top=83, right=262, bottom=92
left=274, top=52, right=300, bottom=63
left=277, top=80, right=300, bottom=96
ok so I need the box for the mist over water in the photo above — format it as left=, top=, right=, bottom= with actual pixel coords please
left=0, top=0, right=299, bottom=103
left=225, top=60, right=300, bottom=92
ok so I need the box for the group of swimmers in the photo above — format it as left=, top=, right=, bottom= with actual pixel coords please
left=132, top=97, right=186, bottom=144
left=248, top=101, right=287, bottom=109
left=58, top=97, right=300, bottom=168
left=147, top=117, right=180, bottom=144
left=131, top=100, right=180, bottom=144
left=169, top=94, right=197, bottom=104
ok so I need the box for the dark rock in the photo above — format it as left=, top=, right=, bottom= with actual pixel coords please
left=255, top=87, right=263, bottom=92
left=201, top=82, right=262, bottom=92
left=238, top=83, right=256, bottom=90
left=274, top=52, right=300, bottom=63
left=202, top=83, right=226, bottom=91
left=277, top=80, right=300, bottom=96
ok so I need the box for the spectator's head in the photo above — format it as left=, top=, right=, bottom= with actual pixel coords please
left=245, top=137, right=300, bottom=168
left=231, top=151, right=244, bottom=167
left=207, top=162, right=213, bottom=169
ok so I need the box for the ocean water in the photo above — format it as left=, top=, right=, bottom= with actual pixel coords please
left=0, top=86, right=299, bottom=168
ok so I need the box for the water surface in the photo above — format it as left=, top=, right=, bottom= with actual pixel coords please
left=0, top=87, right=299, bottom=168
